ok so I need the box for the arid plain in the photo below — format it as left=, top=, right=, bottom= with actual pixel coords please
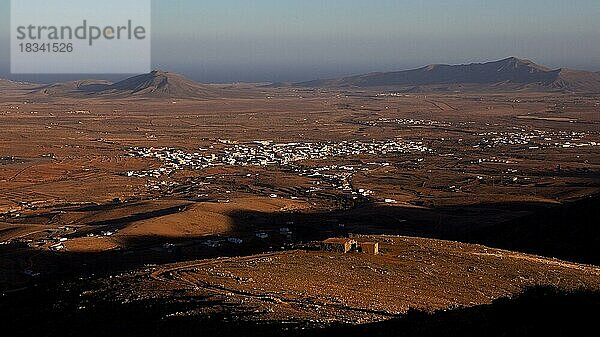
left=1, top=83, right=599, bottom=335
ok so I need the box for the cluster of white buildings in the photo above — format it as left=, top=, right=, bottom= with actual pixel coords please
left=477, top=128, right=598, bottom=149
left=373, top=118, right=453, bottom=128
left=124, top=139, right=432, bottom=198
left=10, top=226, right=79, bottom=252
left=126, top=139, right=432, bottom=178
left=375, top=92, right=411, bottom=97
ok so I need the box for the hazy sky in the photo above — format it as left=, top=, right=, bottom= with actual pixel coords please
left=1, top=0, right=600, bottom=83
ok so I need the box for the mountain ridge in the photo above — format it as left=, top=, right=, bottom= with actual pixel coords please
left=3, top=57, right=600, bottom=97
left=295, top=57, right=600, bottom=92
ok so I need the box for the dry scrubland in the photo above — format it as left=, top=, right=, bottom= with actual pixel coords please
left=0, top=88, right=599, bottom=332
left=102, top=235, right=599, bottom=324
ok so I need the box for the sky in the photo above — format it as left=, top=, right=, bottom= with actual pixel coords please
left=1, top=0, right=600, bottom=83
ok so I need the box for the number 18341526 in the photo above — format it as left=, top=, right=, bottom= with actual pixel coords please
left=18, top=43, right=74, bottom=53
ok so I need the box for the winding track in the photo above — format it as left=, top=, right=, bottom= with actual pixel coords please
left=148, top=245, right=600, bottom=318
left=149, top=251, right=400, bottom=317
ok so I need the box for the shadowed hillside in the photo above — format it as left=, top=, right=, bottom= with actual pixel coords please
left=2, top=285, right=598, bottom=337
left=470, top=194, right=600, bottom=265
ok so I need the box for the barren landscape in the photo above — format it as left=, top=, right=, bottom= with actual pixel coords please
left=1, top=59, right=599, bottom=336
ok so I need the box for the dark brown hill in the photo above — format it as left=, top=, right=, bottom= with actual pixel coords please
left=31, top=71, right=227, bottom=99
left=102, top=70, right=224, bottom=98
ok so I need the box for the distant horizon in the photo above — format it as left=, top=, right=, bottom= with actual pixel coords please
left=2, top=55, right=599, bottom=85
